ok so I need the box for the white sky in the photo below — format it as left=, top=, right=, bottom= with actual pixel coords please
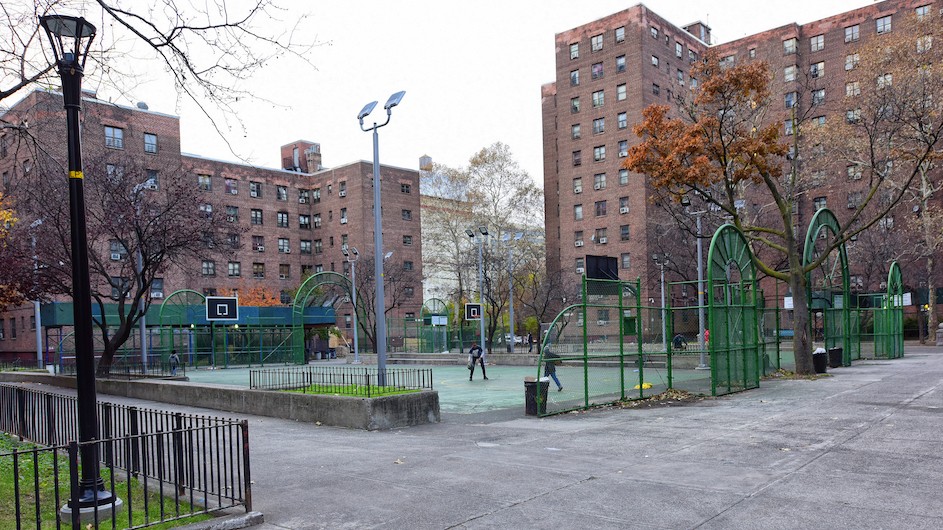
left=110, top=0, right=870, bottom=184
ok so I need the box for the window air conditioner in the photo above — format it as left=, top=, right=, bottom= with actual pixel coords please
left=597, top=320, right=607, bottom=326
left=299, top=198, right=307, bottom=204
left=575, top=240, right=584, bottom=247
left=284, top=248, right=291, bottom=254
left=151, top=292, right=163, bottom=299
left=279, top=274, right=287, bottom=280
left=598, top=237, right=607, bottom=244
left=110, top=252, right=122, bottom=261
left=230, top=189, right=238, bottom=195
left=339, top=190, right=347, bottom=197
left=256, top=246, right=265, bottom=252
left=576, top=267, right=585, bottom=274
left=340, top=218, right=348, bottom=224
left=227, top=216, right=236, bottom=222
left=620, top=207, right=629, bottom=214
left=574, top=187, right=582, bottom=194
left=145, top=183, right=158, bottom=190
left=593, top=183, right=602, bottom=190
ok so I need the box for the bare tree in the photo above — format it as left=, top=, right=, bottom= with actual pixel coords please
left=351, top=252, right=419, bottom=354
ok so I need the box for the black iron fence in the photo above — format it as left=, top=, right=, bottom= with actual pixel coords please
left=0, top=384, right=250, bottom=528
left=57, top=356, right=184, bottom=379
left=249, top=365, right=433, bottom=397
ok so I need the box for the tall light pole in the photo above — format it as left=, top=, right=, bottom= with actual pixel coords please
left=358, top=90, right=405, bottom=384
left=466, top=227, right=488, bottom=351
left=342, top=246, right=361, bottom=364
left=40, top=14, right=120, bottom=516
left=681, top=196, right=709, bottom=369
left=502, top=232, right=524, bottom=352
left=30, top=219, right=44, bottom=368
left=652, top=253, right=669, bottom=352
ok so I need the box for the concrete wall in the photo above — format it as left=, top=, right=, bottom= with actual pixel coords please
left=0, top=372, right=439, bottom=431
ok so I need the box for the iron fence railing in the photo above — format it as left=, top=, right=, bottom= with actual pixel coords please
left=57, top=356, right=184, bottom=378
left=249, top=365, right=433, bottom=397
left=0, top=384, right=250, bottom=528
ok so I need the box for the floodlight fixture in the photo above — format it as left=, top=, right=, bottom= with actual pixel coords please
left=384, top=90, right=406, bottom=111
left=478, top=226, right=488, bottom=236
left=465, top=229, right=475, bottom=238
left=357, top=101, right=378, bottom=121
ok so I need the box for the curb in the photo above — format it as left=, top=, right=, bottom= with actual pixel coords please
left=180, top=511, right=264, bottom=530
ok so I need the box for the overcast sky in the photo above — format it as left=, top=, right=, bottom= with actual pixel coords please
left=109, top=0, right=870, bottom=184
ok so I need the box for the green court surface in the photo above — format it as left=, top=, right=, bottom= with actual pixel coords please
left=183, top=360, right=714, bottom=414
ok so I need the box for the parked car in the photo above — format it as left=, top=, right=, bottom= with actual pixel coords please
left=504, top=334, right=525, bottom=345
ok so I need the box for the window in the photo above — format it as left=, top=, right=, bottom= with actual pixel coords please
left=785, top=120, right=795, bottom=136
left=917, top=35, right=933, bottom=54
left=916, top=5, right=930, bottom=20
left=402, top=209, right=412, bottom=220
left=202, top=260, right=216, bottom=277
left=813, top=196, right=827, bottom=210
left=810, top=34, right=824, bottom=52
left=593, top=145, right=606, bottom=162
left=591, top=62, right=603, bottom=79
left=340, top=208, right=347, bottom=224
left=845, top=53, right=859, bottom=71
left=876, top=15, right=892, bottom=34
left=594, top=228, right=607, bottom=242
left=403, top=235, right=413, bottom=246
left=574, top=230, right=584, bottom=245
left=591, top=34, right=603, bottom=52
left=615, top=26, right=625, bottom=43
left=249, top=181, right=262, bottom=198
left=846, top=108, right=861, bottom=124
left=846, top=81, right=860, bottom=97
left=619, top=196, right=629, bottom=210
left=314, top=239, right=323, bottom=254
left=299, top=189, right=310, bottom=203
left=225, top=178, right=238, bottom=195
left=0, top=321, right=5, bottom=340
left=275, top=211, right=288, bottom=228
left=9, top=318, right=16, bottom=339
left=621, top=253, right=631, bottom=269
left=299, top=240, right=311, bottom=255
left=312, top=188, right=321, bottom=203
left=812, top=115, right=826, bottom=127
left=104, top=126, right=124, bottom=149
left=144, top=169, right=158, bottom=189
left=688, top=49, right=697, bottom=63
left=877, top=73, right=893, bottom=89
left=594, top=200, right=607, bottom=216
left=847, top=191, right=863, bottom=209
left=783, top=38, right=797, bottom=55
left=279, top=264, right=291, bottom=280
left=620, top=224, right=630, bottom=241
left=785, top=91, right=798, bottom=109
left=675, top=42, right=683, bottom=58
left=313, top=213, right=321, bottom=228
left=593, top=173, right=606, bottom=190
left=574, top=204, right=583, bottom=220
left=403, top=260, right=414, bottom=271
left=299, top=214, right=311, bottom=229
left=616, top=55, right=626, bottom=72
left=278, top=238, right=290, bottom=253
left=845, top=24, right=859, bottom=42
left=0, top=136, right=6, bottom=158
left=652, top=83, right=660, bottom=96
left=811, top=89, right=825, bottom=106
left=253, top=262, right=266, bottom=279
left=879, top=216, right=894, bottom=231
left=228, top=233, right=240, bottom=248
left=847, top=165, right=863, bottom=180
left=569, top=43, right=579, bottom=60
left=571, top=124, right=581, bottom=139
left=570, top=70, right=579, bottom=86
left=251, top=209, right=263, bottom=225
left=618, top=140, right=628, bottom=158
left=252, top=235, right=264, bottom=251
left=810, top=61, right=824, bottom=78
left=572, top=150, right=582, bottom=166
left=651, top=55, right=659, bottom=67
left=616, top=84, right=626, bottom=101
left=676, top=69, right=684, bottom=84
left=650, top=26, right=659, bottom=39
left=144, top=133, right=157, bottom=153
left=275, top=185, right=287, bottom=201
left=571, top=97, right=580, bottom=113
left=592, top=118, right=605, bottom=135
left=228, top=261, right=241, bottom=277
left=199, top=203, right=213, bottom=218
left=576, top=258, right=585, bottom=272
left=197, top=174, right=212, bottom=191
left=749, top=48, right=756, bottom=58
left=784, top=65, right=797, bottom=82
left=110, top=240, right=128, bottom=259
left=619, top=169, right=629, bottom=185
left=617, top=112, right=627, bottom=129
left=592, top=90, right=604, bottom=108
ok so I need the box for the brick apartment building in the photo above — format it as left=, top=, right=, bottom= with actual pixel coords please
left=0, top=89, right=422, bottom=360
left=542, top=0, right=941, bottom=305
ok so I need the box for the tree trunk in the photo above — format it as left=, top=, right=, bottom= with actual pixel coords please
left=790, top=269, right=814, bottom=375
left=928, top=255, right=938, bottom=343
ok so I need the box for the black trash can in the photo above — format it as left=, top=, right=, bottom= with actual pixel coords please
left=827, top=347, right=843, bottom=368
left=524, top=378, right=550, bottom=416
left=812, top=350, right=828, bottom=374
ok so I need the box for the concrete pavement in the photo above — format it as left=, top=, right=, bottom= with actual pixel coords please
left=27, top=344, right=943, bottom=529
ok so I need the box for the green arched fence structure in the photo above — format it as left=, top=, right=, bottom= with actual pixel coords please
left=874, top=261, right=904, bottom=359
left=417, top=298, right=450, bottom=353
left=803, top=208, right=854, bottom=366
left=707, top=224, right=761, bottom=396
left=292, top=271, right=353, bottom=363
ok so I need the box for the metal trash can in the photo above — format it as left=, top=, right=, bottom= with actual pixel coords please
left=827, top=347, right=843, bottom=368
left=524, top=377, right=550, bottom=416
left=812, top=348, right=828, bottom=374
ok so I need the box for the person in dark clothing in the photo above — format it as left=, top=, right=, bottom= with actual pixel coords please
left=468, top=342, right=487, bottom=380
left=543, top=350, right=563, bottom=391
left=527, top=332, right=534, bottom=353
left=169, top=350, right=180, bottom=376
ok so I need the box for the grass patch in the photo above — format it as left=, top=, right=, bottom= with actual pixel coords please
left=1, top=434, right=212, bottom=529
left=284, top=384, right=420, bottom=397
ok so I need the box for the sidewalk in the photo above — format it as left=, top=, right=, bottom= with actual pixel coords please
left=33, top=345, right=943, bottom=529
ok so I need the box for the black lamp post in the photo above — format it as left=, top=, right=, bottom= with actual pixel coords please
left=39, top=14, right=118, bottom=513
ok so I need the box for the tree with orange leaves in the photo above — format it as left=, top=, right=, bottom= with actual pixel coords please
left=626, top=41, right=936, bottom=374
left=221, top=284, right=283, bottom=307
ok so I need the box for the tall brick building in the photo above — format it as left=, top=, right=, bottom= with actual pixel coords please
left=542, top=0, right=940, bottom=303
left=0, top=89, right=422, bottom=360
